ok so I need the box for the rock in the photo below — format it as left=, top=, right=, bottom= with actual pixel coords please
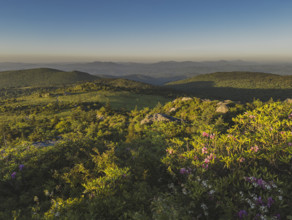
left=216, top=103, right=229, bottom=113
left=169, top=107, right=177, bottom=112
left=32, top=140, right=58, bottom=147
left=181, top=97, right=192, bottom=101
left=96, top=114, right=105, bottom=121
left=172, top=97, right=192, bottom=103
left=223, top=100, right=233, bottom=104
left=141, top=113, right=181, bottom=125
left=284, top=98, right=292, bottom=104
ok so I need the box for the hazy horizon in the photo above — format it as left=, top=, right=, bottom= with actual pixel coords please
left=1, top=0, right=292, bottom=63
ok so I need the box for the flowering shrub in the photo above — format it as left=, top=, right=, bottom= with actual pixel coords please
left=0, top=98, right=291, bottom=219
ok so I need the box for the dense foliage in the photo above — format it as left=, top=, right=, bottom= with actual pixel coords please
left=0, top=78, right=291, bottom=219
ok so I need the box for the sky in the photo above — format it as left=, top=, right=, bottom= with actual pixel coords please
left=0, top=0, right=292, bottom=63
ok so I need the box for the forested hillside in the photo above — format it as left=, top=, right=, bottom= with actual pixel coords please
left=0, top=79, right=291, bottom=219
left=166, top=72, right=292, bottom=101
left=0, top=68, right=98, bottom=89
left=168, top=72, right=292, bottom=89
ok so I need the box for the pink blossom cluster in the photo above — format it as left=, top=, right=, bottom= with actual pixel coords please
left=202, top=153, right=216, bottom=169
left=250, top=145, right=259, bottom=152
left=202, top=132, right=215, bottom=139
left=202, top=147, right=208, bottom=154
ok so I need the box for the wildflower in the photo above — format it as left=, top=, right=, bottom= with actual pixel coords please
left=166, top=148, right=174, bottom=154
left=239, top=157, right=245, bottom=163
left=278, top=196, right=282, bottom=201
left=267, top=197, right=274, bottom=208
left=238, top=210, right=248, bottom=218
left=257, top=179, right=264, bottom=187
left=204, top=158, right=210, bottom=164
left=209, top=190, right=215, bottom=195
left=209, top=134, right=215, bottom=139
left=202, top=147, right=208, bottom=154
left=202, top=164, right=208, bottom=169
left=251, top=146, right=259, bottom=152
left=11, top=172, right=16, bottom=179
left=202, top=132, right=209, bottom=137
left=288, top=142, right=292, bottom=146
left=256, top=196, right=264, bottom=205
left=201, top=203, right=208, bottom=210
left=19, top=164, right=24, bottom=171
left=207, top=153, right=215, bottom=160
left=182, top=188, right=187, bottom=195
left=180, top=168, right=187, bottom=174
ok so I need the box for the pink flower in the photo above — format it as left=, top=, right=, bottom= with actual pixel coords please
left=204, top=158, right=210, bottom=164
left=239, top=157, right=245, bottom=163
left=251, top=146, right=259, bottom=152
left=166, top=149, right=174, bottom=154
left=202, top=132, right=209, bottom=138
left=202, top=147, right=208, bottom=154
left=209, top=134, right=215, bottom=139
left=207, top=153, right=215, bottom=160
left=202, top=164, right=208, bottom=169
left=288, top=142, right=292, bottom=146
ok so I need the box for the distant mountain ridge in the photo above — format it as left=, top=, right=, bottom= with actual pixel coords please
left=1, top=60, right=292, bottom=86
left=0, top=68, right=98, bottom=89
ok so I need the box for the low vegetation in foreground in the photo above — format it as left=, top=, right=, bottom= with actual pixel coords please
left=0, top=71, right=291, bottom=219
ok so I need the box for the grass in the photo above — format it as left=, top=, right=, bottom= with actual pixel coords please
left=0, top=90, right=171, bottom=122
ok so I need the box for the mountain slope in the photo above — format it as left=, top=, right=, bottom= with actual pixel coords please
left=166, top=72, right=292, bottom=101
left=0, top=68, right=98, bottom=88
left=167, top=72, right=292, bottom=89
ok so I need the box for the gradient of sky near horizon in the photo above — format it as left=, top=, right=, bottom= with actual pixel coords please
left=0, top=0, right=292, bottom=62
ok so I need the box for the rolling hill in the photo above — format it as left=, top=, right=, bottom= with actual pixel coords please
left=0, top=68, right=98, bottom=89
left=166, top=72, right=292, bottom=101
left=167, top=72, right=292, bottom=89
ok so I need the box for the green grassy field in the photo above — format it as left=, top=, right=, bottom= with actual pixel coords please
left=0, top=90, right=171, bottom=123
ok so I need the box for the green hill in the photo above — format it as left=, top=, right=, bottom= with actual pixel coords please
left=166, top=72, right=292, bottom=101
left=0, top=68, right=98, bottom=88
left=167, top=71, right=292, bottom=89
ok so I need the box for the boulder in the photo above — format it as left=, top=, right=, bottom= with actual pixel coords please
left=216, top=103, right=229, bottom=113
left=169, top=107, right=177, bottom=112
left=141, top=113, right=181, bottom=125
left=181, top=97, right=192, bottom=101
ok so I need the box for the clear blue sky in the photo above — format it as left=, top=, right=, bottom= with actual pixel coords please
left=1, top=0, right=292, bottom=62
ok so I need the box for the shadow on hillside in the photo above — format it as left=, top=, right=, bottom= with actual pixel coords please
left=167, top=81, right=292, bottom=102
